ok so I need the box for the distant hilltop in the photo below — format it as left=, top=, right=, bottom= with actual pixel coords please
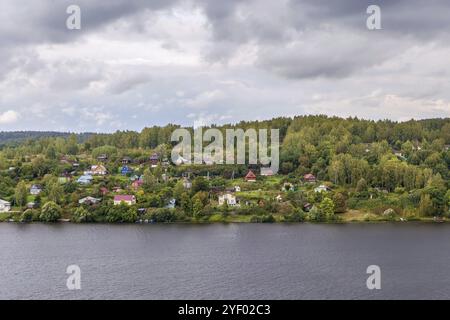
left=0, top=115, right=449, bottom=147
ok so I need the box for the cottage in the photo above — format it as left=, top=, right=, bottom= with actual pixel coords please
left=218, top=193, right=238, bottom=206
left=30, top=184, right=42, bottom=195
left=85, top=165, right=107, bottom=176
left=79, top=196, right=101, bottom=205
left=314, top=184, right=331, bottom=193
left=244, top=170, right=257, bottom=182
left=100, top=187, right=109, bottom=195
left=122, top=156, right=132, bottom=164
left=0, top=199, right=11, bottom=212
left=260, top=167, right=274, bottom=176
left=121, top=165, right=133, bottom=175
left=303, top=173, right=316, bottom=183
left=165, top=198, right=176, bottom=209
left=130, top=174, right=140, bottom=181
left=303, top=203, right=313, bottom=212
left=77, top=175, right=93, bottom=185
left=27, top=202, right=36, bottom=209
left=150, top=154, right=159, bottom=167
left=97, top=154, right=108, bottom=162
left=234, top=186, right=241, bottom=192
left=183, top=178, right=192, bottom=189
left=113, top=195, right=136, bottom=206
left=162, top=158, right=170, bottom=166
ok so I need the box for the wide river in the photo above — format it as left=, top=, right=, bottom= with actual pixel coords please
left=1, top=222, right=450, bottom=299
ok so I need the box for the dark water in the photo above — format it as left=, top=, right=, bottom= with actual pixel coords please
left=1, top=222, right=450, bottom=300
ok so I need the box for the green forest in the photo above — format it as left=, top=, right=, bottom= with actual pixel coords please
left=0, top=115, right=449, bottom=223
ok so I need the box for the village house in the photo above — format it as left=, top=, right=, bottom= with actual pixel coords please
left=27, top=202, right=36, bottom=209
left=260, top=167, right=274, bottom=176
left=183, top=177, right=192, bottom=189
left=0, top=199, right=11, bottom=212
left=130, top=174, right=142, bottom=181
left=30, top=184, right=42, bottom=195
left=303, top=203, right=313, bottom=212
left=150, top=154, right=159, bottom=167
left=303, top=173, right=316, bottom=183
left=85, top=165, right=108, bottom=176
left=162, top=157, right=170, bottom=166
left=100, top=187, right=109, bottom=196
left=314, top=184, right=331, bottom=193
left=113, top=195, right=136, bottom=206
left=97, top=154, right=108, bottom=162
left=218, top=193, right=238, bottom=206
left=165, top=198, right=176, bottom=209
left=244, top=170, right=257, bottom=182
left=121, top=165, right=133, bottom=175
left=77, top=175, right=93, bottom=185
left=121, top=156, right=132, bottom=164
left=234, top=186, right=241, bottom=192
left=78, top=196, right=102, bottom=205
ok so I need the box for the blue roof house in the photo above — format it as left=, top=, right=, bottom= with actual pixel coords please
left=121, top=166, right=134, bottom=175
left=77, top=175, right=93, bottom=185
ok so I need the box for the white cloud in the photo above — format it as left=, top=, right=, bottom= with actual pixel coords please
left=0, top=110, right=19, bottom=124
left=0, top=0, right=449, bottom=131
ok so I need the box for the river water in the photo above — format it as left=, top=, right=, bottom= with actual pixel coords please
left=1, top=223, right=449, bottom=299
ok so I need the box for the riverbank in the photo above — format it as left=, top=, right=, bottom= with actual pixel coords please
left=0, top=210, right=445, bottom=224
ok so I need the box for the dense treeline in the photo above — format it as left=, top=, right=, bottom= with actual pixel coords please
left=0, top=115, right=449, bottom=222
left=0, top=131, right=93, bottom=146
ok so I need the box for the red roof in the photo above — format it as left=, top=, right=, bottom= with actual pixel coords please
left=245, top=170, right=256, bottom=180
left=114, top=195, right=135, bottom=202
left=304, top=173, right=316, bottom=180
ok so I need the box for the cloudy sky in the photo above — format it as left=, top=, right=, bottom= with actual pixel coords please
left=0, top=0, right=449, bottom=132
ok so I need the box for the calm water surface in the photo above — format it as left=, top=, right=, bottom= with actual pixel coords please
left=1, top=223, right=450, bottom=299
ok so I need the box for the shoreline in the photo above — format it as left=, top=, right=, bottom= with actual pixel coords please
left=0, top=219, right=445, bottom=225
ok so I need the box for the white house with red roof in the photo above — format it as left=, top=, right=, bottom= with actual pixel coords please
left=113, top=195, right=136, bottom=206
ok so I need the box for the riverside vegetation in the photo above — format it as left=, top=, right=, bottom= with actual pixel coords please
left=0, top=115, right=449, bottom=224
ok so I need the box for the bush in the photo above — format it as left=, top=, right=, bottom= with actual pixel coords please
left=72, top=207, right=94, bottom=223
left=308, top=206, right=325, bottom=222
left=106, top=205, right=137, bottom=223
left=20, top=209, right=35, bottom=222
left=284, top=210, right=306, bottom=222
left=382, top=208, right=396, bottom=221
left=148, top=208, right=179, bottom=223
left=39, top=201, right=62, bottom=222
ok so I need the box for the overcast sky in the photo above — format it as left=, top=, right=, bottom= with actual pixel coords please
left=0, top=0, right=449, bottom=132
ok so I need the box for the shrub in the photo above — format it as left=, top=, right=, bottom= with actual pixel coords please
left=284, top=210, right=306, bottom=222
left=20, top=209, right=35, bottom=222
left=72, top=207, right=94, bottom=223
left=39, top=201, right=62, bottom=222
